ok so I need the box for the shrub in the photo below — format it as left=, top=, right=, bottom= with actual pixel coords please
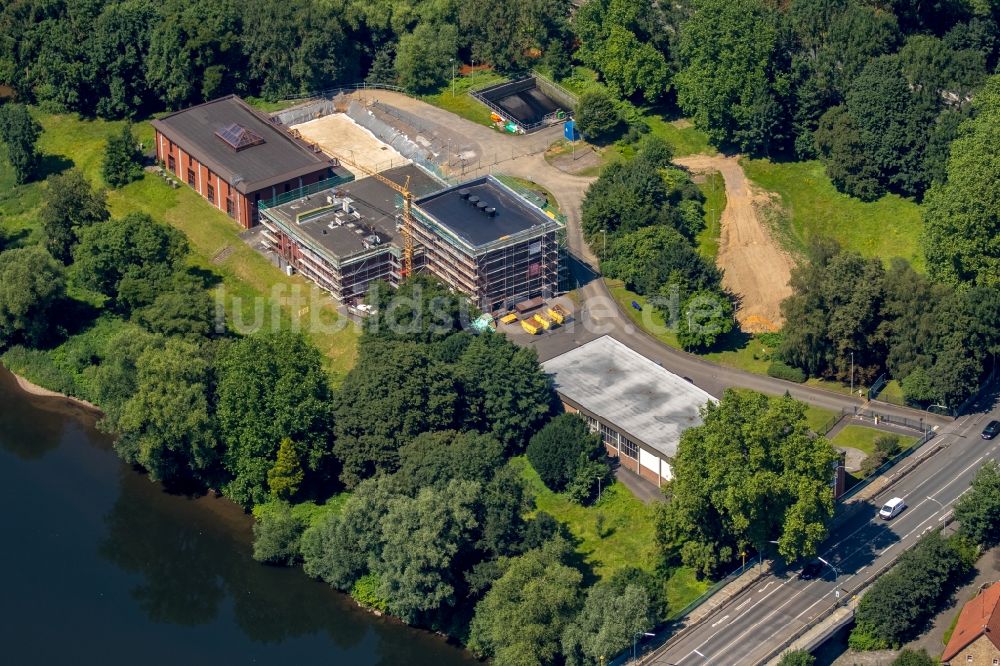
left=527, top=413, right=611, bottom=503
left=767, top=361, right=807, bottom=383
left=102, top=123, right=143, bottom=188
left=777, top=651, right=815, bottom=666
left=251, top=500, right=306, bottom=565
left=1, top=346, right=76, bottom=395
left=575, top=90, right=623, bottom=144
left=350, top=573, right=388, bottom=613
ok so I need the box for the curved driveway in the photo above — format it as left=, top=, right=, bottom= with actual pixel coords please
left=348, top=90, right=950, bottom=426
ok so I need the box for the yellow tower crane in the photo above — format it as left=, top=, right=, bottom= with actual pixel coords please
left=328, top=152, right=415, bottom=277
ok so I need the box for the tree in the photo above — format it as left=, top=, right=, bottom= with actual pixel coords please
left=467, top=540, right=583, bottom=665
left=301, top=477, right=396, bottom=590
left=891, top=649, right=935, bottom=666
left=363, top=275, right=467, bottom=344
left=90, top=1, right=156, bottom=118
left=334, top=339, right=458, bottom=486
left=677, top=289, right=735, bottom=351
left=562, top=583, right=654, bottom=665
left=459, top=0, right=571, bottom=75
left=373, top=479, right=481, bottom=625
left=268, top=438, right=305, bottom=501
left=955, top=460, right=1000, bottom=548
left=581, top=158, right=671, bottom=243
left=102, top=123, right=143, bottom=187
left=0, top=246, right=65, bottom=348
left=573, top=0, right=671, bottom=101
left=394, top=22, right=458, bottom=93
left=456, top=333, right=554, bottom=454
left=115, top=338, right=217, bottom=484
left=39, top=169, right=110, bottom=263
left=215, top=332, right=335, bottom=508
left=923, top=73, right=1000, bottom=288
left=674, top=0, right=792, bottom=155
left=134, top=280, right=217, bottom=341
left=527, top=413, right=610, bottom=501
left=851, top=530, right=972, bottom=648
left=393, top=429, right=504, bottom=496
left=777, top=651, right=815, bottom=666
left=252, top=500, right=305, bottom=565
left=0, top=103, right=41, bottom=183
left=602, top=226, right=720, bottom=297
left=574, top=91, right=623, bottom=144
left=659, top=390, right=838, bottom=576
left=72, top=213, right=188, bottom=312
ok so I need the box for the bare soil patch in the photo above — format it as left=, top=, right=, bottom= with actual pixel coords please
left=674, top=155, right=796, bottom=332
left=292, top=113, right=410, bottom=177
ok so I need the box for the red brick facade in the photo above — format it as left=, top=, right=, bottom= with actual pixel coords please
left=154, top=129, right=328, bottom=230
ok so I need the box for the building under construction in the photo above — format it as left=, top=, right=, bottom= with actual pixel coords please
left=258, top=169, right=564, bottom=310
left=411, top=176, right=563, bottom=312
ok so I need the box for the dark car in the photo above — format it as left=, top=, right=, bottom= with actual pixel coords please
left=983, top=420, right=1000, bottom=440
left=798, top=561, right=824, bottom=580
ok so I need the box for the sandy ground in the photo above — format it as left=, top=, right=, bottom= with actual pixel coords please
left=292, top=113, right=410, bottom=177
left=13, top=372, right=101, bottom=412
left=674, top=155, right=796, bottom=332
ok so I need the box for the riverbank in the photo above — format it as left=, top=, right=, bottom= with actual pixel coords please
left=9, top=368, right=102, bottom=414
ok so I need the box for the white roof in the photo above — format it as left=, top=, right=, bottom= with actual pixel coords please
left=541, top=336, right=716, bottom=459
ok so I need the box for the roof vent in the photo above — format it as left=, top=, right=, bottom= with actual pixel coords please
left=485, top=206, right=497, bottom=217
left=458, top=188, right=471, bottom=199
left=215, top=123, right=265, bottom=151
left=468, top=195, right=480, bottom=206
left=476, top=201, right=488, bottom=212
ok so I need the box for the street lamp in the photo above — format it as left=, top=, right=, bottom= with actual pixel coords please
left=817, top=556, right=839, bottom=579
left=850, top=351, right=855, bottom=396
left=450, top=58, right=456, bottom=97
left=633, top=631, right=656, bottom=662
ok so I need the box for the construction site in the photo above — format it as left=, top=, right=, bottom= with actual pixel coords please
left=252, top=100, right=566, bottom=311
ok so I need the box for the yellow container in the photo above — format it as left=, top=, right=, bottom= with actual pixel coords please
left=533, top=314, right=551, bottom=330
left=546, top=307, right=565, bottom=324
left=500, top=313, right=518, bottom=325
left=521, top=319, right=540, bottom=334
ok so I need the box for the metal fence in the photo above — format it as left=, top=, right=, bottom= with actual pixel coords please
left=469, top=75, right=573, bottom=133
left=837, top=428, right=936, bottom=501
left=867, top=373, right=888, bottom=401
left=257, top=173, right=356, bottom=211
left=667, top=556, right=763, bottom=622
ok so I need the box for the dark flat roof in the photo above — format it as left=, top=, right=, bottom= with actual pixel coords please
left=152, top=95, right=337, bottom=194
left=264, top=165, right=443, bottom=260
left=414, top=176, right=557, bottom=249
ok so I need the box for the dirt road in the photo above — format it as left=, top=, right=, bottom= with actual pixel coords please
left=674, top=155, right=796, bottom=332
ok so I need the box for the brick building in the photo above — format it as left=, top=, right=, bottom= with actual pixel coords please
left=943, top=581, right=1000, bottom=665
left=152, top=95, right=350, bottom=229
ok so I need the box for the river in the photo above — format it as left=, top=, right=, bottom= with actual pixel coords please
left=0, top=367, right=479, bottom=665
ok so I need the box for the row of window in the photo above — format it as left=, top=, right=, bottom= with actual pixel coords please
left=582, top=414, right=640, bottom=461
left=165, top=143, right=236, bottom=219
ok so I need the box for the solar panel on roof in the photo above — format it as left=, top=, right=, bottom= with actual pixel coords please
left=215, top=123, right=265, bottom=151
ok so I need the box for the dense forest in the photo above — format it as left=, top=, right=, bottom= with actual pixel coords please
left=3, top=0, right=999, bottom=202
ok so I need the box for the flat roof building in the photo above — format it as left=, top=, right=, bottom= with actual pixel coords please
left=259, top=165, right=441, bottom=302
left=152, top=95, right=353, bottom=229
left=542, top=336, right=716, bottom=487
left=412, top=175, right=563, bottom=313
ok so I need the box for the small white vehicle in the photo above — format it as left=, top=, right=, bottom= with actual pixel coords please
left=879, top=497, right=906, bottom=520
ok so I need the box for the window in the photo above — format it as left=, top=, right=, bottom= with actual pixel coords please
left=966, top=656, right=972, bottom=662
left=226, top=198, right=235, bottom=218
left=187, top=168, right=195, bottom=187
left=284, top=183, right=292, bottom=193
left=991, top=659, right=997, bottom=665
left=167, top=155, right=175, bottom=173
left=621, top=437, right=639, bottom=460
left=207, top=184, right=214, bottom=202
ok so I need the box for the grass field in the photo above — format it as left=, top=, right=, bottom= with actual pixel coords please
left=419, top=71, right=508, bottom=126
left=0, top=110, right=359, bottom=379
left=512, top=456, right=710, bottom=612
left=877, top=379, right=907, bottom=406
left=830, top=425, right=918, bottom=456
left=695, top=170, right=725, bottom=260
left=741, top=158, right=925, bottom=270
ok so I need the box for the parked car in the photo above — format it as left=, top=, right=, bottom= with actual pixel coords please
left=798, top=561, right=824, bottom=580
left=982, top=420, right=1000, bottom=440
left=879, top=497, right=906, bottom=520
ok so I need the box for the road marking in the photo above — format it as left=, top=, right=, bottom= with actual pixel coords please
left=693, top=649, right=706, bottom=658
left=757, top=582, right=773, bottom=593
left=735, top=598, right=752, bottom=611
left=927, top=496, right=943, bottom=507
left=710, top=615, right=730, bottom=628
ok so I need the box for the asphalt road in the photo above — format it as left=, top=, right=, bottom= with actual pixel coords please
left=641, top=392, right=1000, bottom=666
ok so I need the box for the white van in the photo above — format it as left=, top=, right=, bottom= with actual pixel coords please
left=879, top=497, right=906, bottom=520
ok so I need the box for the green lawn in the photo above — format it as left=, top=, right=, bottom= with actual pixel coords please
left=0, top=110, right=359, bottom=380
left=244, top=97, right=306, bottom=113
left=419, top=71, right=508, bottom=126
left=695, top=170, right=725, bottom=260
left=877, top=379, right=906, bottom=406
left=741, top=158, right=925, bottom=270
left=494, top=174, right=562, bottom=216
left=512, top=456, right=709, bottom=613
left=644, top=113, right=716, bottom=158
left=830, top=425, right=918, bottom=456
